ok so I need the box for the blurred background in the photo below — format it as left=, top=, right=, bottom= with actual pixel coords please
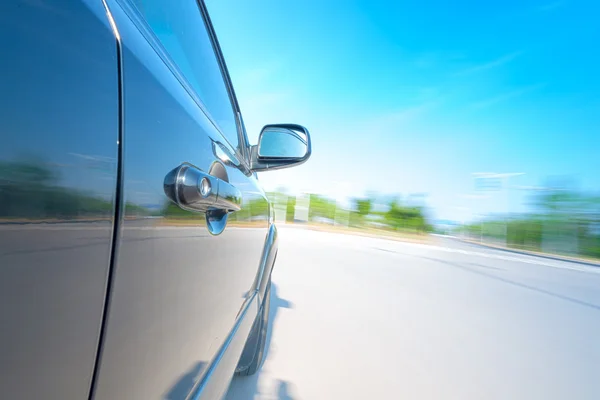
left=206, top=0, right=600, bottom=261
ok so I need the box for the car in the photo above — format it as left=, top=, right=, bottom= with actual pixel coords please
left=0, top=1, right=311, bottom=399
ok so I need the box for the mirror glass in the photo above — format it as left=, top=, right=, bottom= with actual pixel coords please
left=258, top=127, right=308, bottom=159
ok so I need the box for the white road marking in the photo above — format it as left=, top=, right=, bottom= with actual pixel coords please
left=373, top=241, right=600, bottom=274
left=279, top=228, right=600, bottom=275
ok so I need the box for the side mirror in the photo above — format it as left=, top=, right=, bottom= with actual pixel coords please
left=250, top=124, right=311, bottom=172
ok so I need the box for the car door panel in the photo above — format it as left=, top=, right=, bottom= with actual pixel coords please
left=0, top=1, right=119, bottom=399
left=92, top=1, right=270, bottom=399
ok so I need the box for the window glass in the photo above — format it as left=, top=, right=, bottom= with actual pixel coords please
left=132, top=0, right=238, bottom=147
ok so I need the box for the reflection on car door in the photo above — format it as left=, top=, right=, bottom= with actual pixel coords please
left=92, top=0, right=270, bottom=399
left=0, top=1, right=119, bottom=399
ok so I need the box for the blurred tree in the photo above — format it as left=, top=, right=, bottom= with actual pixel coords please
left=0, top=159, right=115, bottom=219
left=249, top=197, right=269, bottom=218
left=355, top=198, right=372, bottom=216
left=384, top=200, right=431, bottom=232
left=162, top=201, right=194, bottom=218
left=308, top=194, right=336, bottom=222
left=457, top=187, right=600, bottom=259
left=286, top=195, right=296, bottom=222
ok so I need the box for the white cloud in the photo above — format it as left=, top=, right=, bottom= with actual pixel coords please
left=458, top=193, right=490, bottom=200
left=455, top=51, right=524, bottom=76
left=472, top=172, right=526, bottom=178
left=537, top=1, right=564, bottom=12
left=470, top=83, right=546, bottom=109
left=362, top=100, right=440, bottom=134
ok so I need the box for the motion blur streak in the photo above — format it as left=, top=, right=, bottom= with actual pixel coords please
left=226, top=227, right=600, bottom=400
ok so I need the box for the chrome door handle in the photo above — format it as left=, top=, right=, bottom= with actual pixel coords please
left=164, top=163, right=242, bottom=212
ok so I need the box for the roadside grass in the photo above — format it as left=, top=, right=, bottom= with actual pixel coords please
left=291, top=222, right=432, bottom=243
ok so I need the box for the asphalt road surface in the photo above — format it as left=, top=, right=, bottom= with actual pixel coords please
left=225, top=227, right=600, bottom=400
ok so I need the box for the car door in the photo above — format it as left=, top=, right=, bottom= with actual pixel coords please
left=91, top=0, right=271, bottom=399
left=0, top=1, right=119, bottom=399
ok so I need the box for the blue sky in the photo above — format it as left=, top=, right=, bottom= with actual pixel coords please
left=206, top=0, right=600, bottom=222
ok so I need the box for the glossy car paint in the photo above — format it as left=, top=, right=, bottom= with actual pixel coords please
left=0, top=0, right=119, bottom=399
left=0, top=0, right=282, bottom=398
left=90, top=1, right=274, bottom=400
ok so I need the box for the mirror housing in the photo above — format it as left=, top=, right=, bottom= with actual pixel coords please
left=250, top=124, right=311, bottom=172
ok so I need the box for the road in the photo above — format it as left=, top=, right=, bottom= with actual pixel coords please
left=225, top=227, right=600, bottom=400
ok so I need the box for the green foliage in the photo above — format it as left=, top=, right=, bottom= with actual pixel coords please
left=348, top=211, right=364, bottom=227
left=249, top=197, right=269, bottom=217
left=0, top=159, right=164, bottom=221
left=506, top=219, right=543, bottom=251
left=286, top=195, right=296, bottom=222
left=123, top=203, right=151, bottom=217
left=458, top=189, right=600, bottom=259
left=355, top=198, right=372, bottom=216
left=384, top=200, right=431, bottom=232
left=161, top=201, right=199, bottom=218
left=0, top=160, right=57, bottom=185
left=0, top=159, right=116, bottom=219
left=308, top=194, right=336, bottom=221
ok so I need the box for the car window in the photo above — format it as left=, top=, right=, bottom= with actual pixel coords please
left=131, top=0, right=239, bottom=148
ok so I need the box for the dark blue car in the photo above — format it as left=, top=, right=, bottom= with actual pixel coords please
left=0, top=1, right=311, bottom=399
